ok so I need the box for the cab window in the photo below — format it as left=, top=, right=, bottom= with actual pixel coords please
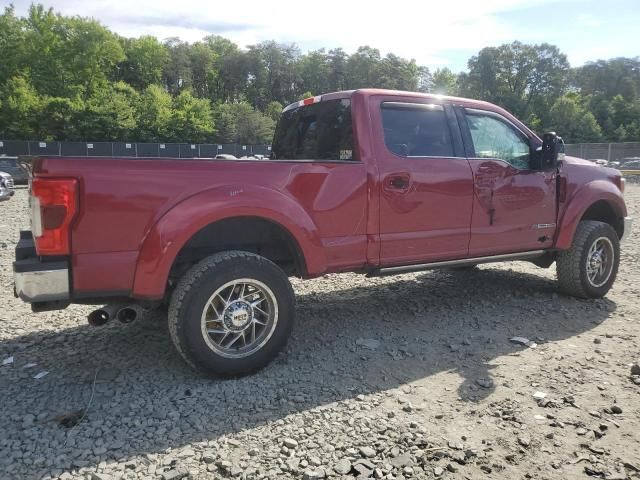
left=271, top=99, right=354, bottom=161
left=381, top=103, right=455, bottom=157
left=465, top=110, right=531, bottom=169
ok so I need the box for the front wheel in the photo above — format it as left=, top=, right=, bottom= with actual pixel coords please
left=168, top=251, right=295, bottom=377
left=556, top=220, right=619, bottom=298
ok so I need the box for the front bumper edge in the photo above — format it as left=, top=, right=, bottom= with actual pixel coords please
left=621, top=216, right=633, bottom=243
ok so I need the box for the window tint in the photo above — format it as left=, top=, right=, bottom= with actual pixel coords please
left=270, top=99, right=354, bottom=161
left=381, top=103, right=454, bottom=157
left=465, top=112, right=531, bottom=169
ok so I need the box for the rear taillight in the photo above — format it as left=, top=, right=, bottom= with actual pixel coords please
left=31, top=177, right=78, bottom=255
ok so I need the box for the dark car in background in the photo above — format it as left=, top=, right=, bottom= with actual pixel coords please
left=0, top=157, right=28, bottom=184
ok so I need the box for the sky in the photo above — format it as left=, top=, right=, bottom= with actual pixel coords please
left=7, top=0, right=640, bottom=72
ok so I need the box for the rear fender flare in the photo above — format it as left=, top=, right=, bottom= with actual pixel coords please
left=132, top=184, right=324, bottom=299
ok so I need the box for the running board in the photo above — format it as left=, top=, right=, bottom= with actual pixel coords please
left=369, top=250, right=545, bottom=277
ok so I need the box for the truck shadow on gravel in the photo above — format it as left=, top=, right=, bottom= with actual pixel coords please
left=0, top=266, right=616, bottom=478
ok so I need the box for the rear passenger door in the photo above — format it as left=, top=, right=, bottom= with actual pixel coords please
left=370, top=96, right=474, bottom=265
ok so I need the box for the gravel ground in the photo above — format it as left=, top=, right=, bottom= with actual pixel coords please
left=1, top=187, right=639, bottom=480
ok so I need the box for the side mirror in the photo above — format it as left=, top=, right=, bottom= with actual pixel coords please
left=539, top=132, right=564, bottom=169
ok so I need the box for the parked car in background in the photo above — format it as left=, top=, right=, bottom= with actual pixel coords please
left=0, top=157, right=28, bottom=185
left=594, top=159, right=609, bottom=166
left=620, top=159, right=640, bottom=170
left=0, top=171, right=15, bottom=201
left=215, top=154, right=237, bottom=160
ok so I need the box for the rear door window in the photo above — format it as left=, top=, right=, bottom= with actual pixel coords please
left=381, top=103, right=455, bottom=157
left=271, top=99, right=354, bottom=161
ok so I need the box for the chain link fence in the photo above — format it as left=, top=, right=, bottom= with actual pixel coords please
left=2, top=139, right=640, bottom=165
left=0, top=140, right=272, bottom=158
left=564, top=142, right=640, bottom=162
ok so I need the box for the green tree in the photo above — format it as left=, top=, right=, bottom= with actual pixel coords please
left=169, top=90, right=214, bottom=143
left=0, top=6, right=27, bottom=86
left=189, top=42, right=218, bottom=99
left=163, top=38, right=193, bottom=94
left=416, top=66, right=432, bottom=93
left=297, top=50, right=331, bottom=97
left=37, top=96, right=83, bottom=140
left=0, top=76, right=42, bottom=139
left=378, top=54, right=419, bottom=91
left=265, top=101, right=283, bottom=123
left=430, top=68, right=457, bottom=95
left=547, top=94, right=602, bottom=143
left=119, top=36, right=170, bottom=90
left=217, top=103, right=274, bottom=144
left=78, top=81, right=138, bottom=140
left=345, top=46, right=382, bottom=89
left=613, top=124, right=628, bottom=141
left=23, top=5, right=124, bottom=98
left=212, top=103, right=237, bottom=143
left=2, top=4, right=639, bottom=143
left=575, top=58, right=640, bottom=101
left=327, top=48, right=348, bottom=91
left=459, top=41, right=569, bottom=120
left=136, top=85, right=173, bottom=142
left=233, top=104, right=275, bottom=144
left=204, top=35, right=248, bottom=103
left=245, top=41, right=300, bottom=109
left=64, top=15, right=125, bottom=96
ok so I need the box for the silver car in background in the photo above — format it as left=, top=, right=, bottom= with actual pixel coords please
left=0, top=157, right=29, bottom=185
left=0, top=171, right=15, bottom=201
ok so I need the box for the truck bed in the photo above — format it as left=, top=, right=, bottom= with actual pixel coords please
left=34, top=156, right=368, bottom=297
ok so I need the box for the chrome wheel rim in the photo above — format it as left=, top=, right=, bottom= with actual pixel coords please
left=201, top=279, right=278, bottom=358
left=586, top=237, right=614, bottom=288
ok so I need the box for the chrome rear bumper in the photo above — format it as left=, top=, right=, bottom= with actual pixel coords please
left=13, top=231, right=70, bottom=303
left=15, top=267, right=69, bottom=302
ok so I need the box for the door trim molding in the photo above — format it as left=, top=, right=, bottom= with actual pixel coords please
left=370, top=250, right=545, bottom=276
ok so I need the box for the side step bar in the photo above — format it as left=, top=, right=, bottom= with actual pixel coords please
left=369, top=250, right=545, bottom=277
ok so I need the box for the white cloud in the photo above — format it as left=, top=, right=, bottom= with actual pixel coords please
left=577, top=13, right=601, bottom=27
left=9, top=0, right=582, bottom=68
left=10, top=0, right=539, bottom=64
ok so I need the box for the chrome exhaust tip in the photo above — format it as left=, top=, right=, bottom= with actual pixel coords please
left=116, top=305, right=142, bottom=323
left=87, top=304, right=120, bottom=326
left=87, top=309, right=109, bottom=326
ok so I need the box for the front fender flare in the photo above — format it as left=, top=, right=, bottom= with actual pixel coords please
left=555, top=180, right=626, bottom=250
left=132, top=184, right=324, bottom=299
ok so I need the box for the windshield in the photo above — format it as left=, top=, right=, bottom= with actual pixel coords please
left=270, top=99, right=355, bottom=161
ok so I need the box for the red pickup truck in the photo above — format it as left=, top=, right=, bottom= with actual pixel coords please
left=13, top=89, right=632, bottom=376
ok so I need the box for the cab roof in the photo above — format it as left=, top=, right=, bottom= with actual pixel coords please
left=282, top=88, right=497, bottom=112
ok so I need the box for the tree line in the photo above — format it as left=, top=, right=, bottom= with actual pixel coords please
left=1, top=4, right=639, bottom=145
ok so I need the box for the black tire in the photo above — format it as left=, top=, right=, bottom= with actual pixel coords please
left=168, top=251, right=295, bottom=377
left=556, top=220, right=619, bottom=298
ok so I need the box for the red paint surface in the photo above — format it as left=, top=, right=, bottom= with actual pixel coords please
left=468, top=161, right=557, bottom=256
left=31, top=89, right=627, bottom=300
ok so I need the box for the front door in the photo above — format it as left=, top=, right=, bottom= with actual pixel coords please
left=370, top=96, right=474, bottom=266
left=459, top=107, right=557, bottom=256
